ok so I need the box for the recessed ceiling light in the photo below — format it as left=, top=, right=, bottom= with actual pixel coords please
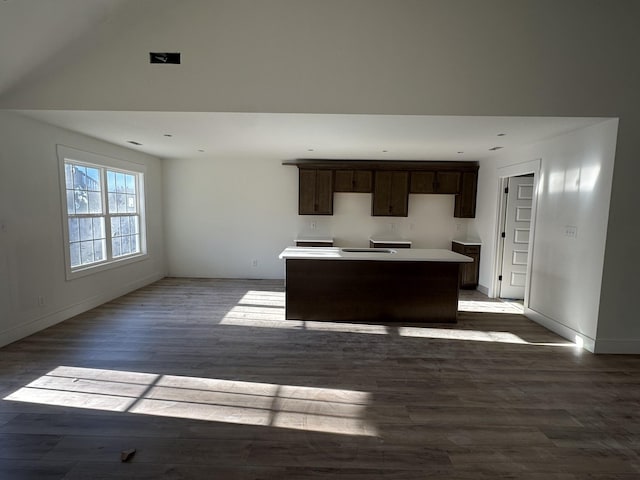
left=382, top=150, right=388, bottom=153
left=198, top=149, right=205, bottom=153
left=307, top=149, right=315, bottom=152
left=164, top=134, right=173, bottom=137
left=497, top=133, right=506, bottom=136
left=489, top=146, right=503, bottom=151
left=457, top=151, right=464, bottom=154
left=127, top=140, right=142, bottom=146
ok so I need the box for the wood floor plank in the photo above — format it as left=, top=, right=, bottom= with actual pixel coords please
left=1, top=277, right=640, bottom=478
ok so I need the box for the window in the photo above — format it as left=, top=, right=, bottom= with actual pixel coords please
left=58, top=146, right=146, bottom=279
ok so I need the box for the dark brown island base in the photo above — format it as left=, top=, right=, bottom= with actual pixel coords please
left=279, top=247, right=473, bottom=323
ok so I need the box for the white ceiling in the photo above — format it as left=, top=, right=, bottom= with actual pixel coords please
left=14, top=110, right=605, bottom=161
left=0, top=0, right=129, bottom=95
left=0, top=1, right=608, bottom=161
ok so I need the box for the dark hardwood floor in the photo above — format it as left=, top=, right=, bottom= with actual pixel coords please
left=1, top=278, right=640, bottom=479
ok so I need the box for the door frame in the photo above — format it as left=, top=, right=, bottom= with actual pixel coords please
left=492, top=159, right=541, bottom=308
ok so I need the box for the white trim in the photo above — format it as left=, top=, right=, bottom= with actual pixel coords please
left=524, top=307, right=594, bottom=352
left=0, top=272, right=164, bottom=349
left=476, top=283, right=490, bottom=296
left=56, top=145, right=148, bottom=281
left=493, top=159, right=541, bottom=309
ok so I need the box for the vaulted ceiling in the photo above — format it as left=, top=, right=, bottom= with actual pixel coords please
left=0, top=0, right=614, bottom=160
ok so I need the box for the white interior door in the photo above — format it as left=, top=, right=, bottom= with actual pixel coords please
left=499, top=175, right=534, bottom=299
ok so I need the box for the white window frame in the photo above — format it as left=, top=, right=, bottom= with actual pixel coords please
left=57, top=145, right=148, bottom=280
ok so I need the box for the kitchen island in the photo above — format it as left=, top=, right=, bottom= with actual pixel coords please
left=279, top=247, right=473, bottom=323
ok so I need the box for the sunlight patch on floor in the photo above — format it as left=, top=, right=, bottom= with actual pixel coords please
left=220, top=290, right=574, bottom=346
left=4, top=366, right=376, bottom=437
left=458, top=300, right=525, bottom=314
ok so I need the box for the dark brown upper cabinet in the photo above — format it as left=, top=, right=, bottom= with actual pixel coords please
left=334, top=170, right=372, bottom=193
left=372, top=171, right=409, bottom=217
left=410, top=170, right=461, bottom=194
left=284, top=159, right=478, bottom=218
left=454, top=171, right=478, bottom=218
left=298, top=169, right=333, bottom=215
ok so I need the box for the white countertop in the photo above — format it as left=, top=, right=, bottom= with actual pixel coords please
left=279, top=247, right=473, bottom=262
left=295, top=236, right=334, bottom=243
left=369, top=237, right=412, bottom=244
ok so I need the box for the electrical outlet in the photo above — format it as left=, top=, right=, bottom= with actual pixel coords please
left=565, top=225, right=578, bottom=238
left=251, top=259, right=258, bottom=267
left=37, top=296, right=46, bottom=307
left=389, top=223, right=396, bottom=231
left=310, top=221, right=317, bottom=230
left=0, top=221, right=6, bottom=233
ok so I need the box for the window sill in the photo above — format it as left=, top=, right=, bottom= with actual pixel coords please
left=66, top=253, right=148, bottom=281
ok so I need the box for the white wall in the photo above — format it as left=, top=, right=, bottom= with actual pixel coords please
left=472, top=119, right=618, bottom=349
left=163, top=155, right=465, bottom=279
left=2, top=0, right=640, bottom=353
left=0, top=111, right=166, bottom=348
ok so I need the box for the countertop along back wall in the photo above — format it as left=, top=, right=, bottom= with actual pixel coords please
left=162, top=155, right=465, bottom=279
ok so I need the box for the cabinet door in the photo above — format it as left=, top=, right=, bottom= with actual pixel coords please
left=410, top=170, right=460, bottom=194
left=435, top=171, right=461, bottom=194
left=410, top=171, right=436, bottom=193
left=372, top=171, right=409, bottom=216
left=333, top=170, right=354, bottom=192
left=299, top=169, right=333, bottom=215
left=353, top=170, right=373, bottom=192
left=334, top=170, right=372, bottom=193
left=454, top=171, right=478, bottom=218
left=452, top=242, right=480, bottom=288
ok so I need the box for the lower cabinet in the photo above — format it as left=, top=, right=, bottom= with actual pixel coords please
left=452, top=241, right=480, bottom=289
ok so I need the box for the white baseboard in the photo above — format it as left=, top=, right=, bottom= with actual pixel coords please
left=524, top=307, right=595, bottom=352
left=0, top=272, right=165, bottom=349
left=476, top=283, right=490, bottom=296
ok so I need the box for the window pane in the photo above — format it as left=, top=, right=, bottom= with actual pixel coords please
left=121, top=217, right=130, bottom=236
left=107, top=171, right=116, bottom=192
left=112, top=237, right=121, bottom=257
left=92, top=218, right=105, bottom=239
left=65, top=164, right=74, bottom=189
left=108, top=193, right=117, bottom=214
left=80, top=241, right=94, bottom=265
left=132, top=234, right=140, bottom=254
left=116, top=172, right=125, bottom=192
left=131, top=216, right=139, bottom=234
left=126, top=195, right=137, bottom=213
left=116, top=194, right=126, bottom=213
left=94, top=240, right=106, bottom=262
left=69, top=242, right=81, bottom=267
left=74, top=190, right=89, bottom=214
left=68, top=218, right=80, bottom=243
left=111, top=217, right=120, bottom=237
left=79, top=218, right=93, bottom=241
left=125, top=174, right=136, bottom=194
left=66, top=190, right=75, bottom=215
left=88, top=192, right=102, bottom=214
left=86, top=168, right=100, bottom=191
left=73, top=166, right=87, bottom=190
left=121, top=236, right=131, bottom=256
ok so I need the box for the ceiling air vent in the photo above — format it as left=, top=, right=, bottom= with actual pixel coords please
left=149, top=52, right=181, bottom=64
